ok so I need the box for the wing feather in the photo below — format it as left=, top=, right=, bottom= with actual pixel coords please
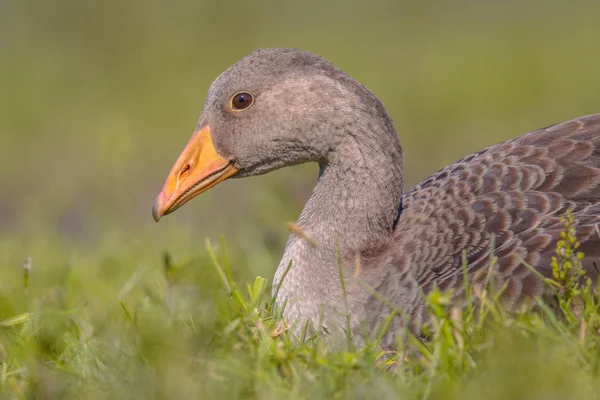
left=379, top=114, right=600, bottom=322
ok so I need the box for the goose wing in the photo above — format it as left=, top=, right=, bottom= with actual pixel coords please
left=388, top=114, right=600, bottom=312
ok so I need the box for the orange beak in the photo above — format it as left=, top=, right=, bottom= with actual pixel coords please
left=152, top=125, right=238, bottom=221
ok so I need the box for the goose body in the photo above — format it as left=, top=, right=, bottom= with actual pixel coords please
left=153, top=48, right=600, bottom=345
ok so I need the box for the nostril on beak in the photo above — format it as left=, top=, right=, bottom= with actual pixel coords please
left=178, top=164, right=191, bottom=181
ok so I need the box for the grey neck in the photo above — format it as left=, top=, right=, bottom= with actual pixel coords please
left=273, top=120, right=404, bottom=333
left=297, top=125, right=404, bottom=256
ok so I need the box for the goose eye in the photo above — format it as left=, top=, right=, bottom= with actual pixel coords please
left=231, top=92, right=254, bottom=111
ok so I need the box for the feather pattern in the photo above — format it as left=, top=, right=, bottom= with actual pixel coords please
left=374, top=114, right=600, bottom=331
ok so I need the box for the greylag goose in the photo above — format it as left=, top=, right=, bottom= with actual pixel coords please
left=152, top=48, right=600, bottom=346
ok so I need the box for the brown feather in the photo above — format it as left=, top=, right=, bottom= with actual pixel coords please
left=387, top=114, right=600, bottom=326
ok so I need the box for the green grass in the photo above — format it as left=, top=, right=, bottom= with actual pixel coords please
left=1, top=214, right=599, bottom=399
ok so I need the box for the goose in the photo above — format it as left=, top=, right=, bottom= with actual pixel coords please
left=152, top=48, right=600, bottom=346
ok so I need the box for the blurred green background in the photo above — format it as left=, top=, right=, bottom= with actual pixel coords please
left=1, top=0, right=599, bottom=286
left=1, top=1, right=600, bottom=397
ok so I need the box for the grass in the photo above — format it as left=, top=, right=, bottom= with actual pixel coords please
left=1, top=214, right=599, bottom=399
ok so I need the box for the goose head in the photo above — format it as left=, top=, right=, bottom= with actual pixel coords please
left=152, top=48, right=392, bottom=221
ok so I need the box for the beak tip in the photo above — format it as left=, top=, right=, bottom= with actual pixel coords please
left=152, top=200, right=163, bottom=222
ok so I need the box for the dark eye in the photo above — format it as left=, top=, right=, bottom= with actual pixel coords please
left=231, top=92, right=254, bottom=111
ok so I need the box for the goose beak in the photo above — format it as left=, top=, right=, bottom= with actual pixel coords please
left=152, top=125, right=238, bottom=221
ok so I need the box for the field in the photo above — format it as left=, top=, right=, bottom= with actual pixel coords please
left=2, top=1, right=600, bottom=398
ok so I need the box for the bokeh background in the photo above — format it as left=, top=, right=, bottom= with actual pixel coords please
left=1, top=0, right=599, bottom=297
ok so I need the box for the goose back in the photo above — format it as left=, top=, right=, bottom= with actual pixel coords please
left=372, top=114, right=600, bottom=331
